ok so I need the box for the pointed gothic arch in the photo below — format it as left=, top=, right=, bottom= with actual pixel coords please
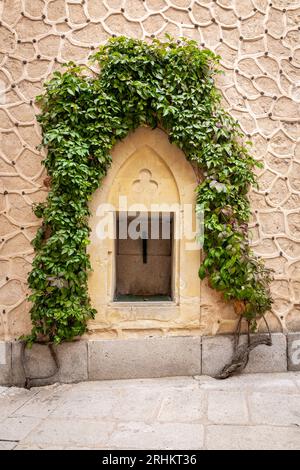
left=88, top=127, right=201, bottom=331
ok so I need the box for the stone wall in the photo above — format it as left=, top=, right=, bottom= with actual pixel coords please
left=0, top=0, right=299, bottom=341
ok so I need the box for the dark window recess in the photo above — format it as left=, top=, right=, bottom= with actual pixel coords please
left=115, top=212, right=173, bottom=301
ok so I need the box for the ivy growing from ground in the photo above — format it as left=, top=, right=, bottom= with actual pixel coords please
left=26, top=36, right=273, bottom=345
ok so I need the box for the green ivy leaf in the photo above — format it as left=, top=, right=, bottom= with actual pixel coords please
left=25, top=35, right=273, bottom=345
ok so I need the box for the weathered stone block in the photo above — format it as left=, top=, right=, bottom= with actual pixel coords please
left=12, top=342, right=56, bottom=387
left=88, top=336, right=201, bottom=380
left=248, top=392, right=300, bottom=426
left=158, top=388, right=206, bottom=422
left=0, top=341, right=11, bottom=385
left=21, top=419, right=115, bottom=448
left=244, top=333, right=287, bottom=374
left=57, top=341, right=88, bottom=383
left=202, top=333, right=287, bottom=377
left=287, top=333, right=300, bottom=371
left=11, top=341, right=88, bottom=386
left=202, top=335, right=234, bottom=377
left=0, top=416, right=41, bottom=441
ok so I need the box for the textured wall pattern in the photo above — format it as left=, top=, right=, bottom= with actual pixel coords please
left=0, top=0, right=300, bottom=340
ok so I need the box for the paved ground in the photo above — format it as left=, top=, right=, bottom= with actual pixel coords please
left=1, top=372, right=300, bottom=450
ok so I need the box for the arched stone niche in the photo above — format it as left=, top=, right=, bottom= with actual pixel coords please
left=88, top=127, right=235, bottom=338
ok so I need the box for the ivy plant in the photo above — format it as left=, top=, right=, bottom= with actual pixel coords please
left=26, top=36, right=273, bottom=345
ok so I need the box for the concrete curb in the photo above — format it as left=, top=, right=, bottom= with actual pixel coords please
left=0, top=332, right=298, bottom=386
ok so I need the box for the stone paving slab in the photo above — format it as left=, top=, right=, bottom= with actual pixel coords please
left=248, top=392, right=300, bottom=426
left=195, top=372, right=300, bottom=393
left=205, top=425, right=300, bottom=450
left=0, top=372, right=300, bottom=450
left=12, top=384, right=69, bottom=419
left=109, top=422, right=205, bottom=450
left=207, top=391, right=249, bottom=425
left=202, top=333, right=287, bottom=376
left=0, top=342, right=11, bottom=385
left=51, top=387, right=163, bottom=422
left=0, top=441, right=18, bottom=450
left=21, top=418, right=116, bottom=448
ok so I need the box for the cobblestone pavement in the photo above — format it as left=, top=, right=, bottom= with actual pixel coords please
left=1, top=372, right=300, bottom=450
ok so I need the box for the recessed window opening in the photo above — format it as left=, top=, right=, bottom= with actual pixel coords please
left=115, top=212, right=174, bottom=301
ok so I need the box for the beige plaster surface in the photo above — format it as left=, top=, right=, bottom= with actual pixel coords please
left=0, top=0, right=299, bottom=340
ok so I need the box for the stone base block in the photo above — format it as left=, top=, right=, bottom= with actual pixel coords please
left=0, top=342, right=11, bottom=385
left=0, top=333, right=295, bottom=386
left=88, top=336, right=201, bottom=380
left=11, top=341, right=88, bottom=387
left=287, top=333, right=300, bottom=371
left=202, top=333, right=287, bottom=377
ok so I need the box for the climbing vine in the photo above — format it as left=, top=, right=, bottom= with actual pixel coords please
left=26, top=36, right=273, bottom=345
